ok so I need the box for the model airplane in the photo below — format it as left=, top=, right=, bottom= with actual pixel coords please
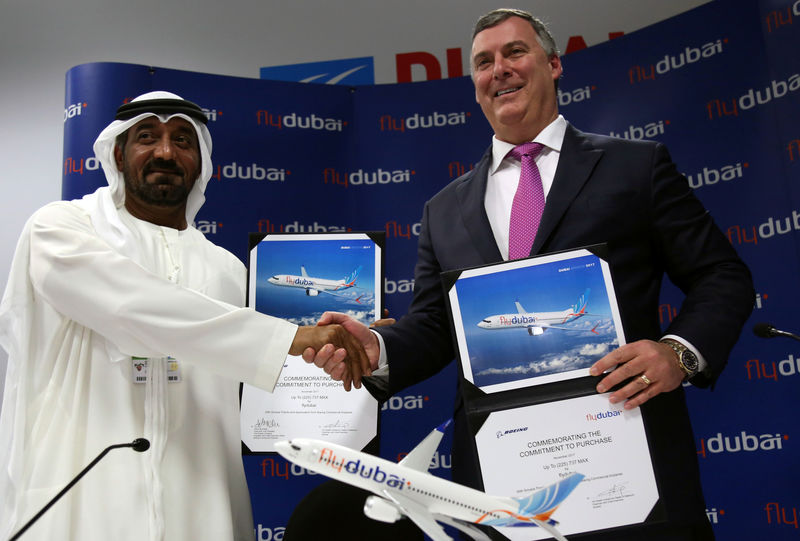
left=275, top=420, right=583, bottom=541
left=477, top=289, right=597, bottom=336
left=267, top=265, right=362, bottom=299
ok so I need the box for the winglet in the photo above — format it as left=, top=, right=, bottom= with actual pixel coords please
left=436, top=419, right=452, bottom=434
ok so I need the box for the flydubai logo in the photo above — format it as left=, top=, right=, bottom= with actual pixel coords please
left=447, top=160, right=475, bottom=179
left=256, top=219, right=351, bottom=234
left=381, top=394, right=428, bottom=411
left=706, top=507, right=725, bottom=525
left=255, top=524, right=285, bottom=541
left=788, top=139, right=800, bottom=162
left=256, top=110, right=347, bottom=132
left=628, top=39, right=727, bottom=84
left=608, top=119, right=668, bottom=140
left=64, top=101, right=87, bottom=122
left=378, top=111, right=470, bottom=132
left=765, top=1, right=800, bottom=33
left=585, top=410, right=622, bottom=421
left=765, top=502, right=799, bottom=529
left=384, top=277, right=414, bottom=295
left=320, top=448, right=409, bottom=490
left=558, top=85, right=595, bottom=106
left=323, top=167, right=414, bottom=188
left=726, top=209, right=800, bottom=246
left=746, top=355, right=800, bottom=381
left=385, top=221, right=421, bottom=239
left=193, top=220, right=222, bottom=235
left=202, top=108, right=221, bottom=122
left=212, top=162, right=289, bottom=182
left=685, top=161, right=748, bottom=190
left=706, top=73, right=800, bottom=118
left=63, top=156, right=100, bottom=176
left=697, top=430, right=788, bottom=458
left=260, top=457, right=319, bottom=479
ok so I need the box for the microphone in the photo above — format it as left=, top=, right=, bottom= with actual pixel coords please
left=10, top=438, right=150, bottom=541
left=753, top=322, right=800, bottom=342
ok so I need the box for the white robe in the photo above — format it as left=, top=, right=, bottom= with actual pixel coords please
left=0, top=201, right=296, bottom=540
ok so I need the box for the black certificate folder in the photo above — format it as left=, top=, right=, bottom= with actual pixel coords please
left=441, top=245, right=664, bottom=539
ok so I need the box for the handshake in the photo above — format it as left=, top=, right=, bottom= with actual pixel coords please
left=288, top=311, right=394, bottom=391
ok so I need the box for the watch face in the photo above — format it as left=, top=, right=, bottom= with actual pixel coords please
left=682, top=350, right=699, bottom=371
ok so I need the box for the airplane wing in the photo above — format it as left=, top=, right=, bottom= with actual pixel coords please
left=433, top=515, right=493, bottom=541
left=399, top=419, right=451, bottom=472
left=532, top=323, right=599, bottom=333
left=384, top=491, right=453, bottom=541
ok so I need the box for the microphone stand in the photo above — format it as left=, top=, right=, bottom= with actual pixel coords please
left=10, top=439, right=149, bottom=540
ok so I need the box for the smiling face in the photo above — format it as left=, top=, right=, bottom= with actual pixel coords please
left=471, top=16, right=563, bottom=144
left=114, top=117, right=201, bottom=228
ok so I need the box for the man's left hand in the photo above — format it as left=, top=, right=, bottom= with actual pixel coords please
left=589, top=339, right=685, bottom=409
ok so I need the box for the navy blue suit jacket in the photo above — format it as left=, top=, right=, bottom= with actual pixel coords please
left=374, top=124, right=753, bottom=536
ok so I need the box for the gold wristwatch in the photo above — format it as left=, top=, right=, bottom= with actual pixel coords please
left=660, top=338, right=699, bottom=379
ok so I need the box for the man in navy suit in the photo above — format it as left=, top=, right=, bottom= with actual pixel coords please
left=299, top=8, right=753, bottom=540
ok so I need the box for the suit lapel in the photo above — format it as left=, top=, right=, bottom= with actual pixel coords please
left=455, top=147, right=503, bottom=264
left=531, top=124, right=603, bottom=255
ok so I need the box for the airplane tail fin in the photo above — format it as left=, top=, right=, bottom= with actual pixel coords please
left=513, top=472, right=584, bottom=518
left=572, top=288, right=590, bottom=314
left=345, top=265, right=362, bottom=286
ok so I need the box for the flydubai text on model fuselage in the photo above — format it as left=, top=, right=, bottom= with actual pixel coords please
left=274, top=421, right=583, bottom=541
left=267, top=265, right=361, bottom=297
left=478, top=289, right=593, bottom=336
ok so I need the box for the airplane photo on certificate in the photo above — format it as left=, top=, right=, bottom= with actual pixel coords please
left=249, top=233, right=381, bottom=327
left=447, top=249, right=625, bottom=393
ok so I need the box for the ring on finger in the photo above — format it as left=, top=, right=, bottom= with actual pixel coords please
left=639, top=374, right=652, bottom=386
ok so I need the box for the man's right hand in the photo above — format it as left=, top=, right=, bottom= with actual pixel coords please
left=290, top=323, right=371, bottom=391
left=300, top=312, right=381, bottom=386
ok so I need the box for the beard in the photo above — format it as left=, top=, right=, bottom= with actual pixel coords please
left=122, top=159, right=194, bottom=207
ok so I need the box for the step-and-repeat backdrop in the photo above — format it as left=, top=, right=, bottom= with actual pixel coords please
left=61, top=0, right=798, bottom=538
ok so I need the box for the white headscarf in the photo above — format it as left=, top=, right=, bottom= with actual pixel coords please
left=76, top=90, right=213, bottom=262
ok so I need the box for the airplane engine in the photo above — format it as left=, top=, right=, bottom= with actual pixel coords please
left=305, top=289, right=319, bottom=296
left=527, top=326, right=545, bottom=336
left=363, top=495, right=402, bottom=523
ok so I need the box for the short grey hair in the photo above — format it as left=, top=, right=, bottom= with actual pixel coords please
left=472, top=8, right=560, bottom=58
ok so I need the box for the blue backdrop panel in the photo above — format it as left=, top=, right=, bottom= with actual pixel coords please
left=61, top=0, right=798, bottom=538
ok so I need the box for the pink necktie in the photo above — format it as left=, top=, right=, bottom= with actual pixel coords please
left=508, top=142, right=545, bottom=260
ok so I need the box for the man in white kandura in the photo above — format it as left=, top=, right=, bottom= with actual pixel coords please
left=0, top=91, right=369, bottom=541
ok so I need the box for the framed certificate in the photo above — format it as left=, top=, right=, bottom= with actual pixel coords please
left=442, top=246, right=663, bottom=538
left=240, top=232, right=383, bottom=453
